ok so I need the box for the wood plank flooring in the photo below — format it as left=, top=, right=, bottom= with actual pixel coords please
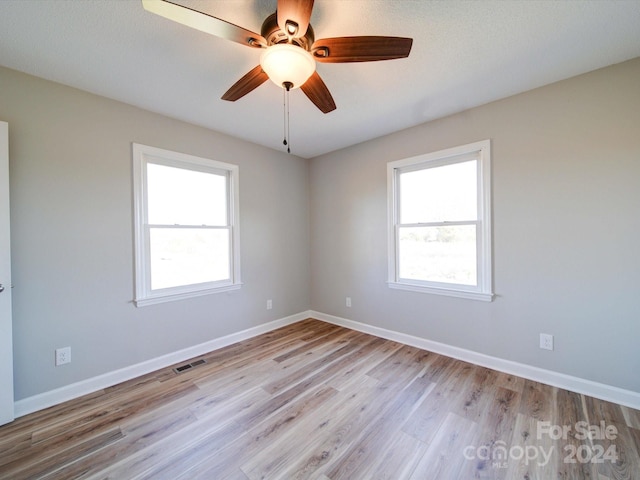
left=1, top=319, right=639, bottom=479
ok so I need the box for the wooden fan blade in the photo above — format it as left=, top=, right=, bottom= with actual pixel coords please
left=300, top=71, right=336, bottom=113
left=142, top=0, right=266, bottom=48
left=312, top=36, right=413, bottom=63
left=221, top=65, right=269, bottom=101
left=277, top=0, right=314, bottom=38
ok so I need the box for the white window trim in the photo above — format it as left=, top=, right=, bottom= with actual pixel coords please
left=387, top=140, right=494, bottom=302
left=132, top=143, right=241, bottom=307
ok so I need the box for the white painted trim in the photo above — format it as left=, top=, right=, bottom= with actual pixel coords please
left=387, top=281, right=494, bottom=302
left=131, top=143, right=242, bottom=306
left=0, top=121, right=14, bottom=426
left=387, top=140, right=494, bottom=301
left=15, top=309, right=640, bottom=417
left=14, top=311, right=311, bottom=418
left=134, top=282, right=243, bottom=307
left=309, top=311, right=640, bottom=410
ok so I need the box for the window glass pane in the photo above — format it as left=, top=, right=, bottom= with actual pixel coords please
left=147, top=163, right=227, bottom=226
left=149, top=228, right=230, bottom=290
left=398, top=225, right=477, bottom=286
left=399, top=160, right=477, bottom=223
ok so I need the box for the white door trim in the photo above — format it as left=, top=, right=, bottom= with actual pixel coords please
left=0, top=121, right=14, bottom=425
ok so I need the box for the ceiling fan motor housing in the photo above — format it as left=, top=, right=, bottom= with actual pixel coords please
left=261, top=12, right=315, bottom=50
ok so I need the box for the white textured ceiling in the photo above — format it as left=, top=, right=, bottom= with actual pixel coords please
left=1, top=0, right=640, bottom=158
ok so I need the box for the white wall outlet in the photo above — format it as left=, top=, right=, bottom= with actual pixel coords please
left=266, top=299, right=272, bottom=310
left=346, top=297, right=352, bottom=308
left=539, top=333, right=554, bottom=351
left=55, top=346, right=71, bottom=366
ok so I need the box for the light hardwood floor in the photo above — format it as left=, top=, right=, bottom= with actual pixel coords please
left=1, top=319, right=639, bottom=479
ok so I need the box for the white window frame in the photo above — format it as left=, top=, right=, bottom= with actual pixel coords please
left=132, top=143, right=241, bottom=307
left=387, top=140, right=493, bottom=302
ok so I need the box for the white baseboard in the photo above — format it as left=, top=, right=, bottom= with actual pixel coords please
left=15, top=309, right=640, bottom=417
left=310, top=311, right=640, bottom=410
left=14, top=311, right=311, bottom=418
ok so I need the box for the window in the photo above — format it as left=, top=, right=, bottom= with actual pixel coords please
left=132, top=144, right=241, bottom=306
left=387, top=140, right=493, bottom=301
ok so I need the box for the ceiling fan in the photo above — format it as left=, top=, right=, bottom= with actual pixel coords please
left=142, top=0, right=413, bottom=114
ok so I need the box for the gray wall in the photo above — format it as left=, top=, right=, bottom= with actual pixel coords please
left=310, top=58, right=640, bottom=393
left=3, top=57, right=639, bottom=402
left=1, top=66, right=310, bottom=400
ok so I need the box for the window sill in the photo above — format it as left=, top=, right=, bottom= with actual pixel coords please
left=134, top=282, right=242, bottom=307
left=388, top=281, right=494, bottom=302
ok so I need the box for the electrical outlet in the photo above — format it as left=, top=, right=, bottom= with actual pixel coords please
left=346, top=297, right=352, bottom=308
left=266, top=299, right=272, bottom=310
left=539, top=334, right=554, bottom=351
left=55, top=347, right=71, bottom=366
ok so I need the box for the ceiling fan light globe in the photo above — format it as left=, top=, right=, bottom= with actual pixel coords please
left=260, top=44, right=316, bottom=89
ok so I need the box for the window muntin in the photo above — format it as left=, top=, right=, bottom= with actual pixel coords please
left=388, top=140, right=493, bottom=301
left=133, top=144, right=241, bottom=306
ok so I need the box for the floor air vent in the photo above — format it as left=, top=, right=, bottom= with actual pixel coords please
left=173, top=358, right=207, bottom=374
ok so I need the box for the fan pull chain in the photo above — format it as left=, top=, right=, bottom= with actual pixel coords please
left=283, top=82, right=292, bottom=154
left=282, top=87, right=287, bottom=148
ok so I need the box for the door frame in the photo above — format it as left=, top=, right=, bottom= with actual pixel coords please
left=0, top=121, right=14, bottom=425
